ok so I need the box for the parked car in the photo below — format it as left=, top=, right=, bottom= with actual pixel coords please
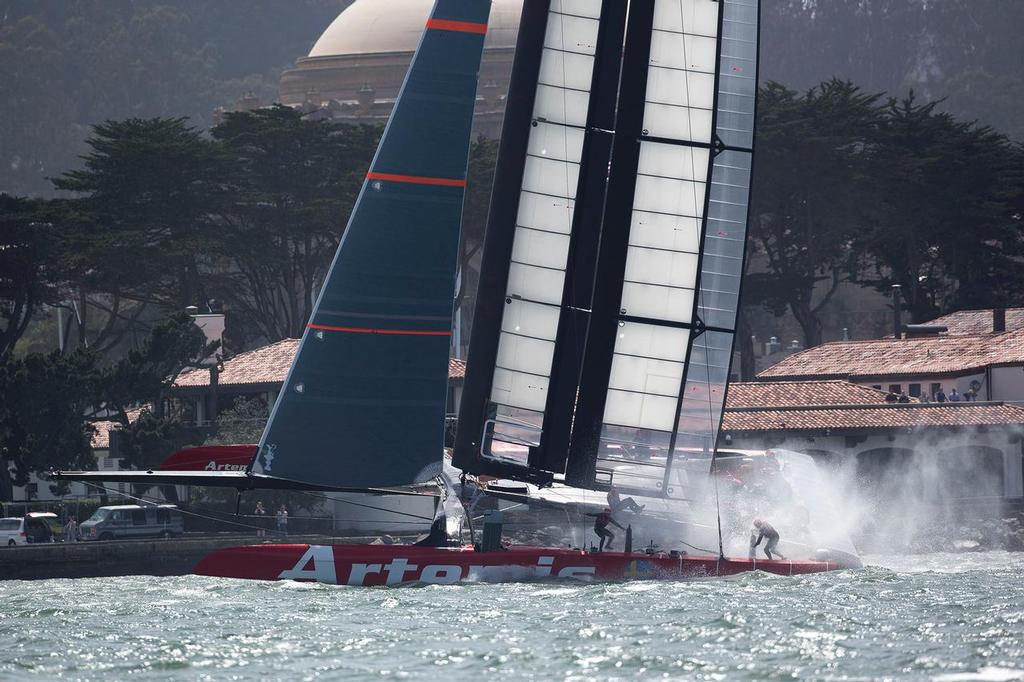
left=0, top=512, right=59, bottom=546
left=79, top=505, right=184, bottom=541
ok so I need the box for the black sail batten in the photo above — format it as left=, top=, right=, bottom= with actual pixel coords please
left=530, top=0, right=628, bottom=475
left=564, top=1, right=657, bottom=488
left=453, top=0, right=551, bottom=478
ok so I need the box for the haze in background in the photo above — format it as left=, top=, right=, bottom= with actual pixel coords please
left=2, top=0, right=1022, bottom=196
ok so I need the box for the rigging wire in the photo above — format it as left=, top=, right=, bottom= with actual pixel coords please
left=76, top=480, right=435, bottom=535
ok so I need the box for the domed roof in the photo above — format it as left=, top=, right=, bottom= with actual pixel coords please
left=308, top=0, right=522, bottom=58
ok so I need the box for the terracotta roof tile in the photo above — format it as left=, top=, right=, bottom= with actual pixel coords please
left=925, top=308, right=1024, bottom=335
left=757, top=329, right=1024, bottom=381
left=723, top=402, right=1024, bottom=432
left=89, top=407, right=145, bottom=449
left=726, top=380, right=900, bottom=408
left=173, top=338, right=467, bottom=389
left=175, top=339, right=298, bottom=388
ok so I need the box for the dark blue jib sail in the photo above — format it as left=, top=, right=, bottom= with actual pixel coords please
left=454, top=0, right=761, bottom=498
left=249, top=0, right=492, bottom=489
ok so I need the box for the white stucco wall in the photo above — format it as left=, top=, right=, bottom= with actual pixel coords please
left=727, top=428, right=1023, bottom=500
left=991, top=366, right=1024, bottom=404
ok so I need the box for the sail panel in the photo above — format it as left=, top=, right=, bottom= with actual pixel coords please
left=567, top=0, right=759, bottom=495
left=458, top=0, right=759, bottom=493
left=477, top=0, right=605, bottom=464
left=643, top=0, right=721, bottom=144
left=663, top=0, right=760, bottom=490
left=250, top=0, right=491, bottom=489
left=670, top=329, right=734, bottom=458
left=697, top=150, right=750, bottom=328
left=715, top=0, right=758, bottom=149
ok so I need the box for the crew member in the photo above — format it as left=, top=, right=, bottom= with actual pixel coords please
left=607, top=485, right=644, bottom=514
left=750, top=518, right=785, bottom=560
left=586, top=508, right=625, bottom=552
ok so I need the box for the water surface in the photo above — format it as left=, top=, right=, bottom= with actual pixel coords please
left=0, top=552, right=1021, bottom=680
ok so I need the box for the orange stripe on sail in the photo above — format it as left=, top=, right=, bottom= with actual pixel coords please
left=308, top=323, right=451, bottom=337
left=366, top=171, right=466, bottom=188
left=425, top=18, right=488, bottom=35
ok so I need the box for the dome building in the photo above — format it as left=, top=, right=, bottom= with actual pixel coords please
left=278, top=0, right=523, bottom=135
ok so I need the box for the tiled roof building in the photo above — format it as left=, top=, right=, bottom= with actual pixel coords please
left=737, top=307, right=1024, bottom=502
left=726, top=380, right=904, bottom=408
left=925, top=308, right=1024, bottom=336
left=757, top=329, right=1024, bottom=382
left=173, top=338, right=466, bottom=390
left=168, top=339, right=466, bottom=427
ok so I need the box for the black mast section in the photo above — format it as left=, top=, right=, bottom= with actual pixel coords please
left=529, top=0, right=627, bottom=474
left=453, top=0, right=551, bottom=475
left=565, top=1, right=657, bottom=488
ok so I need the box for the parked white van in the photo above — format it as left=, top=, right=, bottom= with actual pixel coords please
left=0, top=513, right=59, bottom=545
left=79, top=505, right=184, bottom=541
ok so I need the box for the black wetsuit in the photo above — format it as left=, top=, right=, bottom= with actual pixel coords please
left=608, top=490, right=643, bottom=513
left=592, top=511, right=622, bottom=551
left=752, top=522, right=785, bottom=560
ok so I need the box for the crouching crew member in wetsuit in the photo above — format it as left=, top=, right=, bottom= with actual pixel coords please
left=586, top=508, right=625, bottom=552
left=750, top=518, right=786, bottom=560
left=607, top=485, right=645, bottom=514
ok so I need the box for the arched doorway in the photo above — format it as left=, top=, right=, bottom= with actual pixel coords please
left=935, top=445, right=1004, bottom=502
left=856, top=447, right=917, bottom=492
left=802, top=448, right=843, bottom=471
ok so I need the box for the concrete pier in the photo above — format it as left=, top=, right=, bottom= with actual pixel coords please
left=0, top=534, right=386, bottom=580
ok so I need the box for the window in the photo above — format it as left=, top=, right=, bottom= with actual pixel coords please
left=132, top=510, right=148, bottom=526
left=113, top=511, right=130, bottom=523
left=931, top=383, right=942, bottom=395
left=872, top=385, right=882, bottom=390
left=909, top=383, right=921, bottom=397
left=888, top=384, right=901, bottom=394
left=0, top=519, right=20, bottom=531
left=156, top=509, right=169, bottom=524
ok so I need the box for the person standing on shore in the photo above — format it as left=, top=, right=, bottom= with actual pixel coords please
left=276, top=505, right=288, bottom=538
left=64, top=516, right=77, bottom=543
left=254, top=501, right=266, bottom=537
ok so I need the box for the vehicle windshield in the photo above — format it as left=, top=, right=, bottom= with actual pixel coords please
left=85, top=509, right=112, bottom=523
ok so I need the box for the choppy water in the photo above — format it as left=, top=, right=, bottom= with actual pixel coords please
left=0, top=552, right=1022, bottom=681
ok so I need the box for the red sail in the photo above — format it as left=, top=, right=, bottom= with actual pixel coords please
left=159, top=444, right=257, bottom=472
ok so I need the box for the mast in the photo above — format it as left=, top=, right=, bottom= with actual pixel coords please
left=532, top=1, right=628, bottom=475
left=564, top=0, right=657, bottom=487
left=453, top=0, right=553, bottom=480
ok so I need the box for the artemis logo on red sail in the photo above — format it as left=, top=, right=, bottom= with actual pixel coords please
left=278, top=546, right=596, bottom=585
left=204, top=461, right=247, bottom=471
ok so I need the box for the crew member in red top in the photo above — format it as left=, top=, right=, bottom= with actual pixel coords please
left=586, top=508, right=625, bottom=552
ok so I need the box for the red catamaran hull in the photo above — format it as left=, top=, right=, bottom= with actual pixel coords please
left=194, top=543, right=857, bottom=586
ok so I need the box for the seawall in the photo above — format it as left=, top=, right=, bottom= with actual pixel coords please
left=0, top=534, right=381, bottom=581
